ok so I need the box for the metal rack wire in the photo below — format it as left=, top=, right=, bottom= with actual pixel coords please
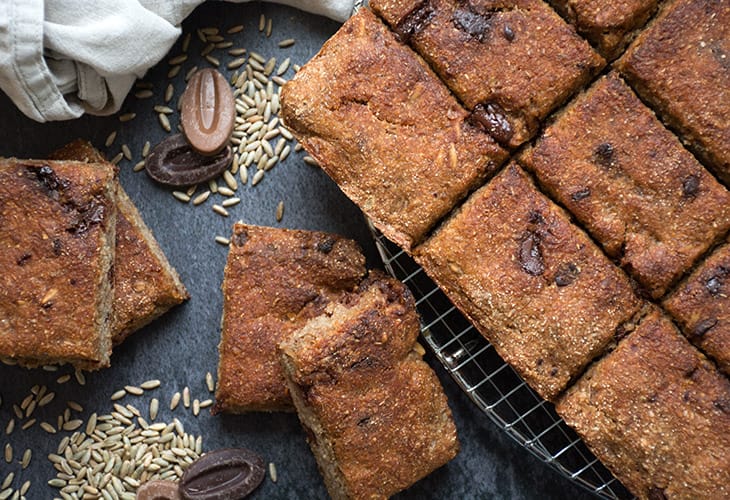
left=371, top=229, right=631, bottom=500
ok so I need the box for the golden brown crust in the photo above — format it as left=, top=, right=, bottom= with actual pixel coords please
left=616, top=0, right=730, bottom=185
left=280, top=8, right=507, bottom=251
left=556, top=309, right=730, bottom=499
left=0, top=158, right=117, bottom=368
left=664, top=241, right=730, bottom=375
left=370, top=0, right=605, bottom=148
left=49, top=140, right=189, bottom=343
left=214, top=224, right=366, bottom=413
left=520, top=73, right=730, bottom=298
left=547, top=0, right=661, bottom=60
left=414, top=163, right=642, bottom=400
left=280, top=272, right=459, bottom=500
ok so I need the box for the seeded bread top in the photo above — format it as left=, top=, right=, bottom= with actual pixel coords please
left=0, top=158, right=118, bottom=367
left=520, top=73, right=730, bottom=298
left=556, top=309, right=730, bottom=499
left=280, top=8, right=507, bottom=251
left=215, top=223, right=366, bottom=413
left=370, top=0, right=605, bottom=148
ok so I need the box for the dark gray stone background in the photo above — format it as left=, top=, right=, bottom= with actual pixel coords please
left=0, top=2, right=596, bottom=498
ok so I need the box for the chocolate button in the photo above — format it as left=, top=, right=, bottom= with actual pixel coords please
left=180, top=448, right=265, bottom=500
left=145, top=134, right=232, bottom=187
left=181, top=69, right=235, bottom=156
left=137, top=480, right=182, bottom=500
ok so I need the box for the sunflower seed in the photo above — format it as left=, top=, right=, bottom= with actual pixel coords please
left=38, top=392, right=55, bottom=407
left=227, top=24, right=244, bottom=34
left=140, top=380, right=161, bottom=390
left=4, top=444, right=11, bottom=463
left=229, top=48, right=246, bottom=56
left=168, top=65, right=182, bottom=78
left=154, top=105, right=174, bottom=114
left=168, top=54, right=188, bottom=65
left=4, top=420, right=13, bottom=436
left=142, top=141, right=151, bottom=157
left=165, top=84, right=175, bottom=103
left=110, top=152, right=124, bottom=165
left=21, top=419, right=36, bottom=430
left=227, top=57, right=246, bottom=70
left=21, top=449, right=31, bottom=469
left=278, top=38, right=295, bottom=48
left=198, top=399, right=213, bottom=409
left=252, top=169, right=264, bottom=186
left=149, top=399, right=159, bottom=421
left=170, top=393, right=181, bottom=411
left=258, top=14, right=265, bottom=31
left=134, top=160, right=146, bottom=172
left=222, top=170, right=238, bottom=190
left=205, top=55, right=220, bottom=67
left=63, top=420, right=83, bottom=431
left=193, top=191, right=211, bottom=205
left=269, top=462, right=277, bottom=483
left=182, top=388, right=190, bottom=409
left=74, top=370, right=86, bottom=386
left=266, top=18, right=272, bottom=37
left=221, top=197, right=240, bottom=208
left=158, top=113, right=172, bottom=132
left=192, top=400, right=200, bottom=417
left=276, top=201, right=284, bottom=222
left=121, top=144, right=132, bottom=161
left=118, top=113, right=136, bottom=122
left=56, top=374, right=71, bottom=384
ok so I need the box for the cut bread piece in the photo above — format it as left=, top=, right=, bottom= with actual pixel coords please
left=215, top=224, right=366, bottom=413
left=49, top=140, right=189, bottom=343
left=0, top=158, right=118, bottom=369
left=280, top=272, right=459, bottom=499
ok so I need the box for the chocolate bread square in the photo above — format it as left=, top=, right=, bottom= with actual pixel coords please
left=616, top=0, right=730, bottom=185
left=280, top=8, right=507, bottom=251
left=370, top=0, right=605, bottom=148
left=556, top=309, right=730, bottom=499
left=0, top=158, right=118, bottom=369
left=414, top=163, right=641, bottom=400
left=214, top=224, right=366, bottom=412
left=520, top=73, right=730, bottom=298
left=664, top=240, right=730, bottom=375
left=280, top=272, right=459, bottom=499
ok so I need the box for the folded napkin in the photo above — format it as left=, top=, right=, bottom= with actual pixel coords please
left=0, top=0, right=356, bottom=122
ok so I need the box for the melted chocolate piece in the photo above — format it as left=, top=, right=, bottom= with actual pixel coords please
left=571, top=188, right=591, bottom=201
left=647, top=486, right=667, bottom=500
left=503, top=24, right=515, bottom=41
left=231, top=230, right=248, bottom=248
left=316, top=237, right=335, bottom=254
left=705, top=266, right=729, bottom=295
left=16, top=253, right=31, bottom=266
left=453, top=7, right=494, bottom=42
left=145, top=134, right=232, bottom=187
left=31, top=164, right=68, bottom=197
left=593, top=142, right=615, bottom=167
left=470, top=102, right=514, bottom=145
left=682, top=174, right=700, bottom=198
left=692, top=318, right=718, bottom=338
left=67, top=201, right=105, bottom=235
left=181, top=448, right=265, bottom=500
left=554, top=262, right=580, bottom=287
left=394, top=1, right=434, bottom=42
left=519, top=231, right=544, bottom=276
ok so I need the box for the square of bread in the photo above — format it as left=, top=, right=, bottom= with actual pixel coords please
left=520, top=73, right=730, bottom=298
left=214, top=224, right=366, bottom=412
left=370, top=0, right=605, bottom=148
left=279, top=272, right=459, bottom=500
left=664, top=240, right=730, bottom=375
left=280, top=8, right=508, bottom=251
left=49, top=140, right=189, bottom=344
left=547, top=0, right=662, bottom=60
left=616, top=0, right=730, bottom=184
left=0, top=158, right=117, bottom=369
left=414, top=163, right=642, bottom=400
left=556, top=308, right=730, bottom=499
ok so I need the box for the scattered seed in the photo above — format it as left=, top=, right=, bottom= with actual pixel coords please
left=110, top=152, right=124, bottom=165
left=198, top=399, right=213, bottom=409
left=227, top=24, right=244, bottom=34
left=4, top=444, right=12, bottom=463
left=40, top=422, right=56, bottom=434
left=135, top=89, right=154, bottom=99
left=134, top=160, right=146, bottom=172
left=165, top=83, right=175, bottom=103
left=276, top=201, right=284, bottom=222
left=303, top=155, right=319, bottom=167
left=192, top=400, right=200, bottom=417
left=85, top=413, right=97, bottom=436
left=142, top=141, right=151, bottom=157
left=154, top=105, right=174, bottom=114
left=205, top=372, right=214, bottom=393
left=74, top=370, right=86, bottom=386
left=170, top=392, right=181, bottom=411
left=182, top=32, right=192, bottom=52
left=185, top=66, right=199, bottom=82
left=19, top=480, right=30, bottom=496
left=266, top=18, right=272, bottom=37
left=4, top=420, right=13, bottom=436
left=223, top=170, right=238, bottom=190
left=38, top=392, right=55, bottom=407
left=56, top=374, right=71, bottom=384
left=140, top=379, right=161, bottom=390
left=21, top=419, right=36, bottom=430
left=192, top=191, right=211, bottom=205
left=252, top=169, right=264, bottom=186
left=121, top=144, right=132, bottom=161
left=205, top=55, right=220, bottom=67
left=258, top=14, right=265, bottom=31
left=105, top=131, right=118, bottom=148
left=221, top=197, right=240, bottom=208
left=212, top=204, right=229, bottom=217
left=278, top=38, right=295, bottom=48
left=182, top=387, right=190, bottom=408
left=21, top=449, right=31, bottom=469
left=63, top=420, right=83, bottom=431
left=149, top=398, right=159, bottom=421
left=68, top=401, right=84, bottom=412
left=168, top=65, right=182, bottom=78
left=1, top=474, right=13, bottom=490
left=158, top=113, right=172, bottom=132
left=111, top=389, right=126, bottom=401
left=168, top=54, right=188, bottom=66
left=217, top=186, right=235, bottom=197
left=269, top=462, right=277, bottom=482
left=229, top=48, right=246, bottom=56
left=172, top=191, right=190, bottom=203
left=118, top=112, right=136, bottom=122
left=227, top=57, right=246, bottom=70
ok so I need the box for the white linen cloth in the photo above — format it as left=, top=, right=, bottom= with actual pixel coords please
left=0, top=0, right=355, bottom=122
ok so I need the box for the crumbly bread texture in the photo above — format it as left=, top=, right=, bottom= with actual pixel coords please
left=520, top=73, right=730, bottom=298
left=280, top=272, right=459, bottom=500
left=616, top=0, right=730, bottom=185
left=547, top=0, right=662, bottom=60
left=370, top=0, right=605, bottom=148
left=0, top=158, right=118, bottom=369
left=214, top=224, right=366, bottom=413
left=414, top=163, right=642, bottom=401
left=280, top=8, right=507, bottom=251
left=556, top=309, right=730, bottom=499
left=49, top=140, right=189, bottom=344
left=664, top=240, right=730, bottom=375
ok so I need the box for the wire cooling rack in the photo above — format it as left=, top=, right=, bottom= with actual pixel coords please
left=370, top=228, right=631, bottom=500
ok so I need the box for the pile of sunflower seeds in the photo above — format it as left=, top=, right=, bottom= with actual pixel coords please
left=106, top=13, right=303, bottom=240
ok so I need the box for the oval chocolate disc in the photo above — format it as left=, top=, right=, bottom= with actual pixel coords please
left=180, top=448, right=265, bottom=500
left=145, top=134, right=232, bottom=187
left=181, top=68, right=236, bottom=156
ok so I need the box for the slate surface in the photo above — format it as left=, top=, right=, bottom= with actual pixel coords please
left=0, top=3, right=595, bottom=498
